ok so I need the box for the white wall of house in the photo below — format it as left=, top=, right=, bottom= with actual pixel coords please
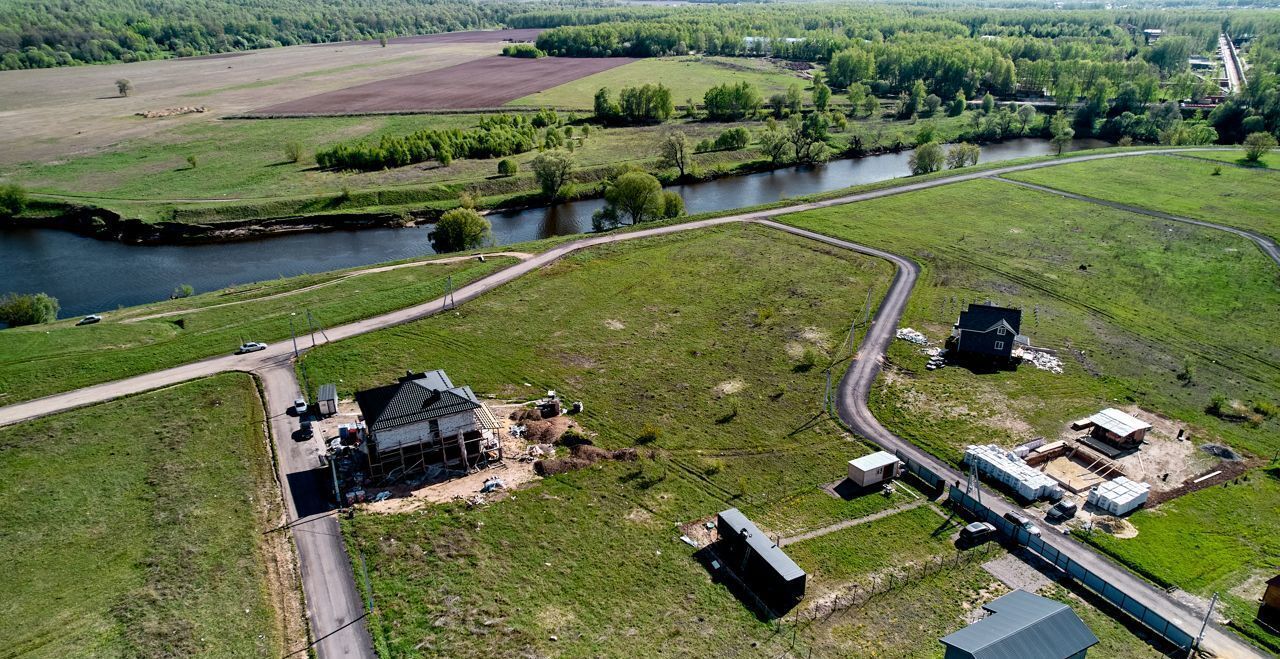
left=374, top=411, right=478, bottom=452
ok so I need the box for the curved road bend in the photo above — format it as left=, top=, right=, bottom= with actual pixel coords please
left=0, top=146, right=1262, bottom=658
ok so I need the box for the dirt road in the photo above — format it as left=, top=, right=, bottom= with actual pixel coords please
left=0, top=147, right=1262, bottom=658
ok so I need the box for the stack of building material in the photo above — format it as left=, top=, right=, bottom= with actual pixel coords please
left=964, top=444, right=1063, bottom=501
left=1087, top=476, right=1150, bottom=516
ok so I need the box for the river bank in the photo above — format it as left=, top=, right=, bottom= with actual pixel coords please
left=0, top=137, right=1109, bottom=315
left=7, top=136, right=1109, bottom=246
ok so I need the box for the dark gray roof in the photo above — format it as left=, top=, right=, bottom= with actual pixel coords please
left=940, top=590, right=1098, bottom=659
left=718, top=508, right=806, bottom=582
left=318, top=383, right=338, bottom=402
left=956, top=304, right=1022, bottom=335
left=354, top=369, right=481, bottom=432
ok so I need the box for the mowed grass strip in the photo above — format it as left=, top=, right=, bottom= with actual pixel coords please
left=0, top=255, right=512, bottom=404
left=0, top=373, right=284, bottom=657
left=507, top=56, right=808, bottom=109
left=1004, top=154, right=1280, bottom=240
left=780, top=178, right=1280, bottom=463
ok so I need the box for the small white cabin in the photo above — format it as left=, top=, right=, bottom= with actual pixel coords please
left=848, top=451, right=903, bottom=487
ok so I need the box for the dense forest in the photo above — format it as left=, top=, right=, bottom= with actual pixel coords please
left=0, top=0, right=594, bottom=70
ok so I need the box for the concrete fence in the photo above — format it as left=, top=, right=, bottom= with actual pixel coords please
left=946, top=485, right=1197, bottom=651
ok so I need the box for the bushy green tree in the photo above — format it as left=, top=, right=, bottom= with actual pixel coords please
left=0, top=183, right=27, bottom=217
left=812, top=73, right=831, bottom=112
left=714, top=127, right=750, bottom=151
left=908, top=141, right=944, bottom=174
left=431, top=208, right=491, bottom=252
left=1244, top=132, right=1278, bottom=162
left=945, top=142, right=980, bottom=169
left=1050, top=113, right=1075, bottom=155
left=704, top=81, right=761, bottom=121
left=827, top=47, right=875, bottom=89
left=595, top=171, right=675, bottom=228
left=948, top=90, right=966, bottom=117
left=0, top=292, right=59, bottom=326
left=531, top=150, right=574, bottom=198
left=497, top=158, right=518, bottom=176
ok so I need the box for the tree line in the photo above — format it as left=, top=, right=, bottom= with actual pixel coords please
left=315, top=112, right=556, bottom=171
left=0, top=0, right=558, bottom=70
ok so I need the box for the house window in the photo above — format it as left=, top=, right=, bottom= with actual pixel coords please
left=996, top=326, right=1006, bottom=336
left=994, top=341, right=1004, bottom=350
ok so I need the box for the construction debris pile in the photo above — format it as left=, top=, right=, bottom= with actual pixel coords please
left=965, top=444, right=1063, bottom=501
left=534, top=444, right=637, bottom=476
left=1013, top=347, right=1063, bottom=374
left=136, top=106, right=207, bottom=118
left=896, top=327, right=930, bottom=345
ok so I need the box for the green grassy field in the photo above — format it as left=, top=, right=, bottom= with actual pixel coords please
left=0, top=254, right=513, bottom=404
left=781, top=178, right=1280, bottom=464
left=309, top=222, right=1168, bottom=657
left=1083, top=467, right=1280, bottom=652
left=508, top=56, right=810, bottom=109
left=1004, top=154, right=1280, bottom=240
left=302, top=224, right=895, bottom=507
left=0, top=373, right=287, bottom=657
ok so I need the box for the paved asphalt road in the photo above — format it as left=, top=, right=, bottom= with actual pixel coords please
left=0, top=147, right=1264, bottom=658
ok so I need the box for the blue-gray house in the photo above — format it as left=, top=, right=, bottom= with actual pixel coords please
left=950, top=303, right=1027, bottom=361
left=940, top=590, right=1099, bottom=659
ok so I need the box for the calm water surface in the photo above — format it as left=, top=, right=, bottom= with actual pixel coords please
left=0, top=138, right=1107, bottom=316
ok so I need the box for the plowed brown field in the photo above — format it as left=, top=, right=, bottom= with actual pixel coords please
left=251, top=56, right=636, bottom=115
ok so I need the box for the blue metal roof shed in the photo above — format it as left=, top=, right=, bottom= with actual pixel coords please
left=940, top=590, right=1099, bottom=659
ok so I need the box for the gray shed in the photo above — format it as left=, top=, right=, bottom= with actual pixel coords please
left=940, top=590, right=1098, bottom=659
left=317, top=383, right=338, bottom=417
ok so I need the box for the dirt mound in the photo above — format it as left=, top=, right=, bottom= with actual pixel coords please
left=534, top=444, right=637, bottom=476
left=1092, top=516, right=1137, bottom=539
left=1200, top=443, right=1242, bottom=461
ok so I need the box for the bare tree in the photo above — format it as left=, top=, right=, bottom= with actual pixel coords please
left=657, top=130, right=692, bottom=179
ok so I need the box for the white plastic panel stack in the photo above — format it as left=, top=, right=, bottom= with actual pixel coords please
left=964, top=444, right=1063, bottom=501
left=1087, top=476, right=1150, bottom=516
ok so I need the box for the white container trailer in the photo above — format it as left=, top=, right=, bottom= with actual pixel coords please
left=848, top=451, right=903, bottom=487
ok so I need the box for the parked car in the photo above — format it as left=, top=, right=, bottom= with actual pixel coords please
left=77, top=314, right=102, bottom=325
left=236, top=341, right=268, bottom=354
left=960, top=521, right=996, bottom=542
left=1047, top=500, right=1078, bottom=520
left=1004, top=511, right=1042, bottom=537
left=294, top=398, right=308, bottom=416
left=299, top=420, right=314, bottom=439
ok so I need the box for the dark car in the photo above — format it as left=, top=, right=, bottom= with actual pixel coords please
left=960, top=521, right=996, bottom=542
left=1047, top=500, right=1078, bottom=520
left=299, top=420, right=314, bottom=439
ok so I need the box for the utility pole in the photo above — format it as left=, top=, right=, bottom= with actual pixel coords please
left=824, top=369, right=832, bottom=415
left=359, top=551, right=375, bottom=615
left=305, top=309, right=318, bottom=348
left=288, top=312, right=300, bottom=359
left=330, top=452, right=342, bottom=507
left=1195, top=592, right=1219, bottom=651
left=444, top=275, right=455, bottom=310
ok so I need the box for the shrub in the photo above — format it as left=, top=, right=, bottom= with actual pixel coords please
left=0, top=183, right=27, bottom=217
left=284, top=141, right=303, bottom=163
left=660, top=190, right=684, bottom=218
left=714, top=127, right=750, bottom=151
left=908, top=141, right=944, bottom=174
left=637, top=423, right=662, bottom=444
left=0, top=292, right=59, bottom=326
left=172, top=284, right=194, bottom=298
left=501, top=44, right=545, bottom=58
left=1243, top=131, right=1277, bottom=162
left=431, top=207, right=491, bottom=252
left=185, top=155, right=198, bottom=169
left=497, top=158, right=518, bottom=176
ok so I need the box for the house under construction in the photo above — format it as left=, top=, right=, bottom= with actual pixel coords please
left=354, top=369, right=503, bottom=480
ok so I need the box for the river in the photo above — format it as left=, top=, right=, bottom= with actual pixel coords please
left=0, top=137, right=1107, bottom=317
